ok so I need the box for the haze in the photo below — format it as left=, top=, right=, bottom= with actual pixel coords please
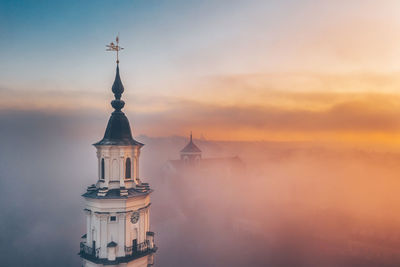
left=1, top=0, right=400, bottom=266
left=1, top=111, right=400, bottom=266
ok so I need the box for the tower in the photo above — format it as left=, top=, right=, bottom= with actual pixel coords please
left=180, top=132, right=202, bottom=164
left=79, top=49, right=156, bottom=266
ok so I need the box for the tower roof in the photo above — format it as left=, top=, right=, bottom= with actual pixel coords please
left=94, top=64, right=143, bottom=147
left=180, top=132, right=201, bottom=153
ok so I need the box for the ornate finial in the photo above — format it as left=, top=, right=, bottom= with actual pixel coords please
left=190, top=131, right=192, bottom=142
left=106, top=35, right=125, bottom=112
left=110, top=66, right=125, bottom=111
left=106, top=34, right=124, bottom=64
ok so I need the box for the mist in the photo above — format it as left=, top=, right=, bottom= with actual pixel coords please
left=1, top=110, right=400, bottom=266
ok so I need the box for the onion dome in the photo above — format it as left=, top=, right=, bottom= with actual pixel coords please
left=94, top=64, right=143, bottom=147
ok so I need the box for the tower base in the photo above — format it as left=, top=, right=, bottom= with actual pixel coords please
left=82, top=253, right=154, bottom=267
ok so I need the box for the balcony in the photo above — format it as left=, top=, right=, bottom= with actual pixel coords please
left=125, top=240, right=150, bottom=255
left=79, top=242, right=100, bottom=261
left=79, top=241, right=157, bottom=264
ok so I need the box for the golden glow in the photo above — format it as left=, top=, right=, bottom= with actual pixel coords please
left=3, top=83, right=400, bottom=146
left=4, top=2, right=400, bottom=146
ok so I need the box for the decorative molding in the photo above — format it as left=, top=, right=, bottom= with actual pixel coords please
left=84, top=208, right=92, bottom=215
left=125, top=203, right=152, bottom=216
left=138, top=203, right=151, bottom=211
left=94, top=212, right=109, bottom=219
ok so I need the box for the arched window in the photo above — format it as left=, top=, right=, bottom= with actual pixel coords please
left=125, top=158, right=131, bottom=179
left=101, top=158, right=105, bottom=180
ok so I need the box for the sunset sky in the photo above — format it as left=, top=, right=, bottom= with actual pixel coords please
left=3, top=3, right=400, bottom=266
left=2, top=0, right=400, bottom=143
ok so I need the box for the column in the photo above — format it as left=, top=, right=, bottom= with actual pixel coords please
left=84, top=209, right=91, bottom=244
left=119, top=151, right=125, bottom=187
left=117, top=213, right=126, bottom=256
left=105, top=156, right=110, bottom=188
left=98, top=214, right=108, bottom=258
left=97, top=151, right=101, bottom=180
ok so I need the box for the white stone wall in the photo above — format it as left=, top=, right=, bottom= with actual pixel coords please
left=95, top=145, right=141, bottom=189
left=180, top=151, right=202, bottom=163
left=83, top=143, right=153, bottom=266
left=125, top=196, right=151, bottom=247
left=83, top=195, right=151, bottom=261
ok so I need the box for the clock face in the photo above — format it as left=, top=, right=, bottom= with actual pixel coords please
left=130, top=211, right=139, bottom=224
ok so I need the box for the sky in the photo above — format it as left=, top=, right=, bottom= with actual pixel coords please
left=2, top=0, right=400, bottom=143
left=3, top=2, right=400, bottom=266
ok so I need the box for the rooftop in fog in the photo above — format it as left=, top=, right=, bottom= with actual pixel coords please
left=180, top=132, right=201, bottom=153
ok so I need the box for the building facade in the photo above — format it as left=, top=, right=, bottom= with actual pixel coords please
left=79, top=63, right=156, bottom=267
left=180, top=132, right=202, bottom=164
left=166, top=133, right=244, bottom=174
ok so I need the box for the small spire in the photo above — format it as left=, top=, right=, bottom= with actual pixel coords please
left=95, top=36, right=144, bottom=147
left=106, top=35, right=126, bottom=112
left=111, top=65, right=125, bottom=111
left=180, top=131, right=201, bottom=153
left=112, top=65, right=124, bottom=99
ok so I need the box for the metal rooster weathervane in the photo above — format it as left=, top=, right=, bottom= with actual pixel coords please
left=106, top=35, right=124, bottom=64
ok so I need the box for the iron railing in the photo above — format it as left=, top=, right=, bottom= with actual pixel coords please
left=80, top=242, right=100, bottom=258
left=125, top=241, right=150, bottom=255
left=80, top=240, right=155, bottom=264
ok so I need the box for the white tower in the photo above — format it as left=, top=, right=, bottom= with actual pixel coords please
left=79, top=60, right=156, bottom=266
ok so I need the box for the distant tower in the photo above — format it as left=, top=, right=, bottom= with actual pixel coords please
left=79, top=43, right=156, bottom=266
left=180, top=132, right=202, bottom=164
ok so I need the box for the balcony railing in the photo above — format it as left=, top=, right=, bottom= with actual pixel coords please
left=80, top=242, right=100, bottom=259
left=125, top=241, right=150, bottom=255
left=80, top=241, right=156, bottom=264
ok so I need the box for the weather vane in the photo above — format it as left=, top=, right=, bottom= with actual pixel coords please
left=106, top=35, right=124, bottom=64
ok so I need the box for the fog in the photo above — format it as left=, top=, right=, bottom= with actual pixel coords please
left=1, top=110, right=400, bottom=266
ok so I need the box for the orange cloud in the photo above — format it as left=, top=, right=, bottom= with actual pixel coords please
left=3, top=72, right=400, bottom=145
left=131, top=91, right=400, bottom=145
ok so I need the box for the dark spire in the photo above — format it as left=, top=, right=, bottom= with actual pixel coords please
left=94, top=64, right=143, bottom=147
left=181, top=132, right=201, bottom=153
left=111, top=64, right=125, bottom=111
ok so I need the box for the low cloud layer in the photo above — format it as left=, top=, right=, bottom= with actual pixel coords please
left=1, top=110, right=400, bottom=266
left=2, top=71, right=400, bottom=142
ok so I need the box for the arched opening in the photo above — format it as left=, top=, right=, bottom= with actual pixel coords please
left=125, top=157, right=131, bottom=179
left=101, top=158, right=105, bottom=180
